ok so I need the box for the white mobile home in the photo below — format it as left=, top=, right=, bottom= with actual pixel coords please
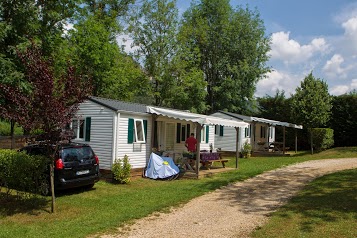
left=211, top=111, right=303, bottom=154
left=72, top=97, right=152, bottom=171
left=73, top=97, right=246, bottom=177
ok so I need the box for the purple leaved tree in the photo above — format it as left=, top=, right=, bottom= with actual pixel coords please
left=1, top=43, right=92, bottom=212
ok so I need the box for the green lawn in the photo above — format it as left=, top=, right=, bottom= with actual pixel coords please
left=252, top=169, right=357, bottom=238
left=0, top=147, right=356, bottom=238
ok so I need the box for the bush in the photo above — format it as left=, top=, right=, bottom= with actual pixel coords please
left=112, top=155, right=131, bottom=184
left=0, top=149, right=49, bottom=195
left=311, top=128, right=334, bottom=152
left=241, top=141, right=252, bottom=158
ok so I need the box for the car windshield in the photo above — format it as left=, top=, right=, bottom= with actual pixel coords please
left=61, top=146, right=94, bottom=162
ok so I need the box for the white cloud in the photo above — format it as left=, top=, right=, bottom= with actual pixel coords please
left=342, top=16, right=357, bottom=54
left=351, top=79, right=357, bottom=89
left=330, top=85, right=350, bottom=95
left=322, top=54, right=351, bottom=79
left=269, top=31, right=329, bottom=64
left=334, top=2, right=357, bottom=24
left=330, top=79, right=357, bottom=95
left=255, top=69, right=302, bottom=97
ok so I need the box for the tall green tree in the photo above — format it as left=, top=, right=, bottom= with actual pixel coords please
left=0, top=0, right=79, bottom=59
left=180, top=0, right=270, bottom=113
left=66, top=0, right=149, bottom=100
left=128, top=0, right=207, bottom=111
left=330, top=92, right=357, bottom=147
left=257, top=90, right=303, bottom=148
left=291, top=72, right=332, bottom=154
left=257, top=90, right=291, bottom=122
left=129, top=0, right=178, bottom=106
left=1, top=0, right=79, bottom=142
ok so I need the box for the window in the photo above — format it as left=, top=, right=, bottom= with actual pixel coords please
left=128, top=118, right=147, bottom=143
left=72, top=117, right=91, bottom=141
left=215, top=125, right=224, bottom=136
left=245, top=125, right=251, bottom=138
left=269, top=127, right=274, bottom=139
left=260, top=125, right=267, bottom=138
left=135, top=119, right=145, bottom=143
left=176, top=123, right=190, bottom=143
left=181, top=124, right=186, bottom=141
left=201, top=126, right=209, bottom=143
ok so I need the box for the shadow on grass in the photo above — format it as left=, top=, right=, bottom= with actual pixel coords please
left=0, top=185, right=96, bottom=216
left=0, top=192, right=49, bottom=216
left=279, top=169, right=356, bottom=226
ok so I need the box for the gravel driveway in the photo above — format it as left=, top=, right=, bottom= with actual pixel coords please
left=101, top=158, right=357, bottom=238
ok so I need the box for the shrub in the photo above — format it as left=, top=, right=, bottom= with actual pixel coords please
left=0, top=121, right=23, bottom=136
left=0, top=149, right=49, bottom=196
left=241, top=141, right=252, bottom=158
left=311, top=128, right=334, bottom=152
left=112, top=155, right=131, bottom=184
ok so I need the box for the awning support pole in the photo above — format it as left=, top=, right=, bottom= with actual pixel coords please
left=283, top=127, right=286, bottom=155
left=235, top=127, right=240, bottom=169
left=295, top=129, right=298, bottom=153
left=195, top=123, right=202, bottom=178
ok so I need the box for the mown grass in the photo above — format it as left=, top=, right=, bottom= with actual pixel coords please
left=0, top=147, right=356, bottom=238
left=252, top=169, right=357, bottom=238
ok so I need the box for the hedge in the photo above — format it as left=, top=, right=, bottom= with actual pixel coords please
left=311, top=128, right=334, bottom=152
left=0, top=149, right=50, bottom=195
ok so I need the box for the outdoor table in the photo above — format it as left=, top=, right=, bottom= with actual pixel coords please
left=200, top=152, right=227, bottom=169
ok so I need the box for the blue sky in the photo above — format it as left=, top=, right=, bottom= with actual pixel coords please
left=176, top=0, right=357, bottom=97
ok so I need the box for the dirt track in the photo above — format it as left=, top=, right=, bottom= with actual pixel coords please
left=101, top=158, right=357, bottom=238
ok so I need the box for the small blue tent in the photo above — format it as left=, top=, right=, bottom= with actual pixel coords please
left=144, top=153, right=180, bottom=180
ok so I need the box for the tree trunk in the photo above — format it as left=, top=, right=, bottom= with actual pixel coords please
left=10, top=120, right=15, bottom=150
left=50, top=163, right=56, bottom=213
left=310, top=128, right=314, bottom=155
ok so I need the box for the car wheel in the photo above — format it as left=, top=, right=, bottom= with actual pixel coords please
left=39, top=179, right=50, bottom=196
left=85, top=183, right=95, bottom=190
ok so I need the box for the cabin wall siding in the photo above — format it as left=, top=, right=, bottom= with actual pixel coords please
left=116, top=112, right=152, bottom=169
left=211, top=112, right=250, bottom=152
left=73, top=100, right=115, bottom=170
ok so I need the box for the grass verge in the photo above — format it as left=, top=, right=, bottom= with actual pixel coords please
left=0, top=147, right=356, bottom=238
left=252, top=169, right=357, bottom=238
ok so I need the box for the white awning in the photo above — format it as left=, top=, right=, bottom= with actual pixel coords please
left=147, top=106, right=247, bottom=128
left=251, top=117, right=303, bottom=129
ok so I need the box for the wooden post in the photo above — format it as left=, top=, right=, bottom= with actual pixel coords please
left=50, top=163, right=55, bottom=213
left=195, top=123, right=202, bottom=178
left=252, top=123, right=256, bottom=152
left=295, top=129, right=298, bottom=153
left=283, top=127, right=286, bottom=154
left=10, top=120, right=15, bottom=150
left=235, top=127, right=240, bottom=169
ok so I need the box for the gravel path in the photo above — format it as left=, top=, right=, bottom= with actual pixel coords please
left=101, top=158, right=357, bottom=238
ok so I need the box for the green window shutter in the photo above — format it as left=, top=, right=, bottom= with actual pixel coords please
left=176, top=123, right=181, bottom=143
left=143, top=119, right=148, bottom=141
left=186, top=124, right=190, bottom=137
left=219, top=125, right=224, bottom=136
left=85, top=117, right=91, bottom=141
left=128, top=118, right=134, bottom=144
left=206, top=126, right=209, bottom=143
